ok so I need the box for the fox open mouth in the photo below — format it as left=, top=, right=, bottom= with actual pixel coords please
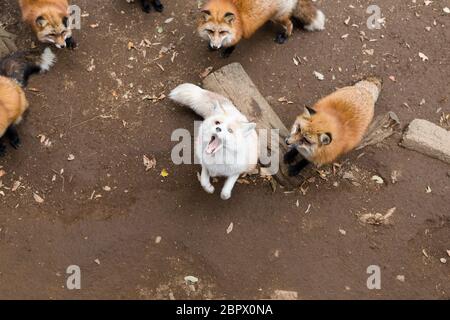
left=206, top=134, right=222, bottom=154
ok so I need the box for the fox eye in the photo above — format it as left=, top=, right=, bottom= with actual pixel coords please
left=219, top=31, right=228, bottom=35
left=206, top=29, right=214, bottom=34
left=215, top=121, right=221, bottom=125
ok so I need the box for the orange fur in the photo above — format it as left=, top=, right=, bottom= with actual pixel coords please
left=286, top=78, right=382, bottom=165
left=19, top=0, right=71, bottom=47
left=0, top=76, right=29, bottom=137
left=198, top=0, right=322, bottom=47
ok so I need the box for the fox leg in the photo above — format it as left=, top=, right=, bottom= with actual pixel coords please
left=151, top=0, right=164, bottom=12
left=220, top=46, right=236, bottom=58
left=200, top=166, right=215, bottom=194
left=0, top=140, right=6, bottom=157
left=5, top=125, right=20, bottom=149
left=141, top=0, right=152, bottom=13
left=288, top=159, right=310, bottom=176
left=275, top=17, right=294, bottom=44
left=284, top=147, right=299, bottom=164
left=221, top=174, right=239, bottom=200
left=65, top=37, right=77, bottom=49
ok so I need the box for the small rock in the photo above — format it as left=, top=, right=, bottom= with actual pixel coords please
left=440, top=258, right=447, bottom=264
left=271, top=290, right=298, bottom=300
left=184, top=276, right=198, bottom=285
left=396, top=275, right=405, bottom=282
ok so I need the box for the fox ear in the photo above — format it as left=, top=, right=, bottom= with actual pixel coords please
left=320, top=133, right=332, bottom=145
left=224, top=12, right=235, bottom=24
left=303, top=106, right=316, bottom=118
left=201, top=10, right=211, bottom=21
left=240, top=122, right=256, bottom=136
left=62, top=16, right=69, bottom=27
left=36, top=16, right=48, bottom=27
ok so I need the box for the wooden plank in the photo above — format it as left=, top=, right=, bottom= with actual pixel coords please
left=203, top=63, right=302, bottom=189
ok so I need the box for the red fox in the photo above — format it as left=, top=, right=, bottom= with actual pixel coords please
left=0, top=76, right=29, bottom=156
left=284, top=77, right=382, bottom=176
left=198, top=0, right=325, bottom=57
left=19, top=0, right=76, bottom=49
left=0, top=48, right=56, bottom=156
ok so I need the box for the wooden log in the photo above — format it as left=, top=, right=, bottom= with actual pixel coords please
left=203, top=62, right=301, bottom=189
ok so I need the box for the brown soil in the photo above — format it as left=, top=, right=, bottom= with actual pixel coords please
left=0, top=0, right=449, bottom=299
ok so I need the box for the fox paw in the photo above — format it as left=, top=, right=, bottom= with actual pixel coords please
left=66, top=37, right=77, bottom=50
left=220, top=46, right=235, bottom=58
left=221, top=190, right=231, bottom=200
left=0, top=144, right=6, bottom=157
left=284, top=149, right=298, bottom=164
left=275, top=32, right=288, bottom=44
left=288, top=165, right=302, bottom=177
left=9, top=136, right=21, bottom=149
left=152, top=0, right=164, bottom=12
left=202, top=184, right=215, bottom=194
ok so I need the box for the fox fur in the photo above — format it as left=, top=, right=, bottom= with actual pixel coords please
left=285, top=77, right=382, bottom=176
left=19, top=0, right=76, bottom=49
left=0, top=47, right=56, bottom=156
left=170, top=83, right=258, bottom=200
left=198, top=0, right=325, bottom=57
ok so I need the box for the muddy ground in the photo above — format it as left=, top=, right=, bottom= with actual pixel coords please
left=0, top=0, right=449, bottom=299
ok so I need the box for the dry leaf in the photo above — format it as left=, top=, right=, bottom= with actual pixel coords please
left=226, top=222, right=233, bottom=234
left=419, top=52, right=429, bottom=62
left=33, top=193, right=44, bottom=203
left=143, top=155, right=156, bottom=171
left=161, top=169, right=169, bottom=177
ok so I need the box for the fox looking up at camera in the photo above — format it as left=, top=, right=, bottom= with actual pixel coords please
left=19, top=0, right=76, bottom=49
left=198, top=0, right=325, bottom=57
left=284, top=77, right=382, bottom=176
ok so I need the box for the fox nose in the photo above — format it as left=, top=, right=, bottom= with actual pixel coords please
left=216, top=127, right=222, bottom=133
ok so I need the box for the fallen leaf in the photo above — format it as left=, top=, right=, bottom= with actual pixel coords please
left=200, top=66, right=213, bottom=78
left=226, top=222, right=234, bottom=234
left=419, top=52, right=429, bottom=62
left=371, top=175, right=384, bottom=184
left=33, top=193, right=44, bottom=204
left=160, top=169, right=169, bottom=177
left=313, top=71, right=325, bottom=81
left=12, top=181, right=21, bottom=192
left=143, top=155, right=156, bottom=171
left=184, top=276, right=198, bottom=284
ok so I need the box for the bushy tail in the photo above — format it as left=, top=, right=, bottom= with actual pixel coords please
left=169, top=83, right=228, bottom=119
left=38, top=47, right=57, bottom=72
left=293, top=0, right=326, bottom=31
left=355, top=77, right=382, bottom=103
left=0, top=47, right=56, bottom=87
left=22, top=48, right=56, bottom=86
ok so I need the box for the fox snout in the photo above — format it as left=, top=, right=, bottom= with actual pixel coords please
left=55, top=37, right=67, bottom=48
left=209, top=41, right=222, bottom=50
left=285, top=136, right=297, bottom=146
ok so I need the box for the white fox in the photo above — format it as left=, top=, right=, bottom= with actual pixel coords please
left=170, top=83, right=258, bottom=200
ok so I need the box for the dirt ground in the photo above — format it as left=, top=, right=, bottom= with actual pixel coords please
left=0, top=0, right=449, bottom=300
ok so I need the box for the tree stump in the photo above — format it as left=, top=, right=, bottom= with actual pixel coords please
left=203, top=62, right=302, bottom=189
